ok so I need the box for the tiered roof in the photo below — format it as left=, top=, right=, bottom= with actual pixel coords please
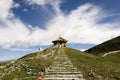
left=52, top=36, right=67, bottom=43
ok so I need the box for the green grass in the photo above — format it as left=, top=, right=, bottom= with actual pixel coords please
left=65, top=48, right=120, bottom=80
left=103, top=52, right=120, bottom=67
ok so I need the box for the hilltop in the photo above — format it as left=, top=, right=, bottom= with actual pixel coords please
left=0, top=36, right=120, bottom=80
left=85, top=36, right=120, bottom=54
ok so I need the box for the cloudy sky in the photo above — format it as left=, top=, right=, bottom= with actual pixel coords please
left=0, top=0, right=120, bottom=61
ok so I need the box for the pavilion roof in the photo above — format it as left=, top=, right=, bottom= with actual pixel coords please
left=52, top=36, right=67, bottom=42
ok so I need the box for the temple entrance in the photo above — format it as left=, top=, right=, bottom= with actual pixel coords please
left=52, top=36, right=67, bottom=48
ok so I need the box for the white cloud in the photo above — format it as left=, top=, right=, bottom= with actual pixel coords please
left=25, top=0, right=62, bottom=6
left=26, top=0, right=48, bottom=5
left=80, top=49, right=86, bottom=51
left=13, top=2, right=20, bottom=8
left=25, top=0, right=62, bottom=15
left=23, top=9, right=28, bottom=12
left=0, top=0, right=120, bottom=49
left=8, top=48, right=35, bottom=51
left=0, top=0, right=14, bottom=20
left=45, top=3, right=120, bottom=44
left=0, top=19, right=30, bottom=48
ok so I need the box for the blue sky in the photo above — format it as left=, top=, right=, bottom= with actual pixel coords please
left=0, top=0, right=120, bottom=61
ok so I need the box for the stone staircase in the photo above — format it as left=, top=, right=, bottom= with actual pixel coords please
left=43, top=47, right=85, bottom=80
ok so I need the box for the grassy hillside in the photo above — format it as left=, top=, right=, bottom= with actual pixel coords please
left=0, top=48, right=58, bottom=80
left=85, top=36, right=120, bottom=54
left=65, top=48, right=120, bottom=80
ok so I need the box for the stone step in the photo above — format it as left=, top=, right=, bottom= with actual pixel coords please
left=52, top=62, right=71, bottom=64
left=48, top=70, right=79, bottom=72
left=43, top=77, right=85, bottom=80
left=49, top=67, right=74, bottom=69
left=46, top=71, right=81, bottom=75
left=44, top=74, right=83, bottom=78
left=43, top=47, right=85, bottom=80
left=43, top=76, right=83, bottom=79
left=49, top=66, right=76, bottom=69
left=47, top=69, right=79, bottom=72
left=48, top=67, right=77, bottom=69
left=51, top=64, right=74, bottom=66
left=48, top=68, right=76, bottom=70
left=51, top=65, right=74, bottom=66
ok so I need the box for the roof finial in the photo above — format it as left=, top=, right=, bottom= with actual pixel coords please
left=59, top=34, right=61, bottom=38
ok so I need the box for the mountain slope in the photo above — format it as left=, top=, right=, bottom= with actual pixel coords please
left=85, top=36, right=120, bottom=54
left=0, top=47, right=120, bottom=80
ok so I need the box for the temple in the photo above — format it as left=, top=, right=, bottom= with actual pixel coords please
left=52, top=36, right=67, bottom=47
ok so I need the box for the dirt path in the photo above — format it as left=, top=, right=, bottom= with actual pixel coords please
left=102, top=50, right=120, bottom=57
